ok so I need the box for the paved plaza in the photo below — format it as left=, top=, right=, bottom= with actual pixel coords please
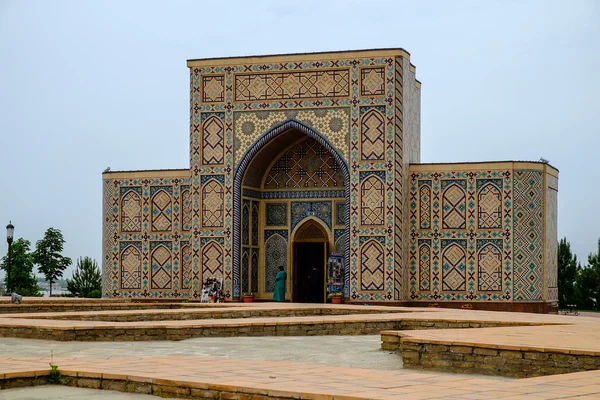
left=0, top=335, right=405, bottom=370
left=0, top=300, right=600, bottom=399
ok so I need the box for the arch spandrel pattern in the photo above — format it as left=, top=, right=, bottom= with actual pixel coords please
left=121, top=189, right=142, bottom=232
left=233, top=108, right=351, bottom=167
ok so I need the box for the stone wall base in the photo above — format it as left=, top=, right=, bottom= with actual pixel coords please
left=348, top=301, right=558, bottom=314
left=0, top=372, right=301, bottom=399
left=381, top=333, right=600, bottom=378
left=0, top=320, right=404, bottom=341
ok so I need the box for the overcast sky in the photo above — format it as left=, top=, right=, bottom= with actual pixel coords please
left=0, top=0, right=598, bottom=280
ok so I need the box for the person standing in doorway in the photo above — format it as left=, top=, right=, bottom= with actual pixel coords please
left=273, top=266, right=287, bottom=302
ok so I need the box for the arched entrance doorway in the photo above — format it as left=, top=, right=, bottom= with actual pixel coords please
left=233, top=120, right=350, bottom=300
left=292, top=219, right=329, bottom=303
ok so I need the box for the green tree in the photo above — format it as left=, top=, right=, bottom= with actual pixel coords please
left=67, top=257, right=102, bottom=298
left=0, top=238, right=40, bottom=296
left=32, top=228, right=72, bottom=296
left=574, top=239, right=600, bottom=310
left=557, top=238, right=580, bottom=307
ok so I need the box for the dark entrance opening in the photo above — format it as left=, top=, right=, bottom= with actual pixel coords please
left=293, top=242, right=325, bottom=303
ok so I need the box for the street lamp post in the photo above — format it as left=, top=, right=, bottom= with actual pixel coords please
left=6, top=222, right=14, bottom=294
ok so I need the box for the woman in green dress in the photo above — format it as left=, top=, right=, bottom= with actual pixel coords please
left=273, top=266, right=287, bottom=302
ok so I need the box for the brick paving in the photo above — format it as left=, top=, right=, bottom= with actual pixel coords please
left=1, top=300, right=600, bottom=398
left=1, top=356, right=600, bottom=399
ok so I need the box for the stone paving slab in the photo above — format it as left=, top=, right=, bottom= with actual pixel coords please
left=1, top=356, right=600, bottom=399
left=1, top=300, right=600, bottom=397
left=392, top=322, right=600, bottom=355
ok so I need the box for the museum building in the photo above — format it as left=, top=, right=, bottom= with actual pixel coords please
left=102, top=49, right=559, bottom=312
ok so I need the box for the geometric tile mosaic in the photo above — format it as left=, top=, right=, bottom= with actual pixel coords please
left=120, top=188, right=142, bottom=232
left=201, top=114, right=225, bottom=165
left=418, top=181, right=431, bottom=230
left=241, top=250, right=249, bottom=294
left=408, top=166, right=553, bottom=304
left=251, top=249, right=259, bottom=293
left=233, top=108, right=350, bottom=166
left=441, top=180, right=466, bottom=229
left=120, top=243, right=141, bottom=290
left=251, top=201, right=259, bottom=246
left=265, top=233, right=287, bottom=292
left=546, top=179, right=558, bottom=302
left=361, top=68, right=385, bottom=96
left=242, top=200, right=250, bottom=246
left=264, top=137, right=344, bottom=189
left=151, top=187, right=172, bottom=232
left=360, top=237, right=384, bottom=291
left=234, top=70, right=349, bottom=102
left=202, top=178, right=224, bottom=228
left=360, top=175, right=384, bottom=226
left=181, top=243, right=192, bottom=290
left=150, top=243, right=172, bottom=290
left=266, top=203, right=287, bottom=226
left=418, top=240, right=431, bottom=291
left=512, top=170, right=544, bottom=301
left=335, top=201, right=345, bottom=226
left=103, top=50, right=555, bottom=307
left=202, top=239, right=224, bottom=278
left=477, top=239, right=502, bottom=291
left=290, top=201, right=332, bottom=230
left=441, top=240, right=467, bottom=292
left=360, top=107, right=385, bottom=161
left=181, top=186, right=192, bottom=231
left=477, top=179, right=502, bottom=229
left=202, top=75, right=224, bottom=103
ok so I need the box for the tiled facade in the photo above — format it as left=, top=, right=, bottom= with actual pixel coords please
left=102, top=49, right=558, bottom=309
left=407, top=163, right=558, bottom=303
